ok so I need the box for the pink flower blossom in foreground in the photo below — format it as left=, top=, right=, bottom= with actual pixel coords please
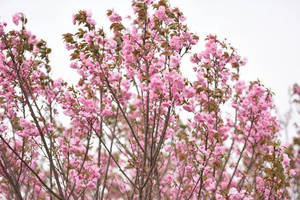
left=12, top=13, right=21, bottom=25
left=109, top=12, right=122, bottom=22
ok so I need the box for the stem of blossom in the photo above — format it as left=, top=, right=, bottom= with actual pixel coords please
left=2, top=35, right=65, bottom=199
left=140, top=105, right=171, bottom=190
left=130, top=167, right=140, bottom=200
left=152, top=98, right=163, bottom=153
left=227, top=119, right=255, bottom=190
left=155, top=168, right=162, bottom=200
left=18, top=68, right=65, bottom=199
left=141, top=60, right=150, bottom=199
left=101, top=67, right=145, bottom=154
left=49, top=102, right=54, bottom=200
left=267, top=146, right=277, bottom=200
left=100, top=133, right=115, bottom=200
left=187, top=141, right=216, bottom=200
left=90, top=125, right=137, bottom=189
left=95, top=87, right=103, bottom=200
left=100, top=108, right=119, bottom=200
left=67, top=131, right=92, bottom=200
left=237, top=145, right=256, bottom=191
left=16, top=137, right=26, bottom=182
left=175, top=165, right=186, bottom=200
left=0, top=135, right=63, bottom=200
left=213, top=108, right=238, bottom=193
left=0, top=153, right=23, bottom=200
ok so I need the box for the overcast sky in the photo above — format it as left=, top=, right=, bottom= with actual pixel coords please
left=1, top=0, right=300, bottom=117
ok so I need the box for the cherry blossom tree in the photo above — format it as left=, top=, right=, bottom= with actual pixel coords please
left=284, top=84, right=300, bottom=200
left=0, top=0, right=295, bottom=199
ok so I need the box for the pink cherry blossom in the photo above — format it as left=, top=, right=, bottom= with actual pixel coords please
left=12, top=13, right=21, bottom=25
left=109, top=12, right=122, bottom=22
left=0, top=1, right=296, bottom=199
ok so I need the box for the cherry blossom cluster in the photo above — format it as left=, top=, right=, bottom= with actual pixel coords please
left=0, top=0, right=296, bottom=199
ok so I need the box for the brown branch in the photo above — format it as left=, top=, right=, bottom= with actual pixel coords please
left=0, top=135, right=63, bottom=200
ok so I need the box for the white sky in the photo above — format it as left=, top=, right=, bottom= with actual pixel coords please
left=1, top=0, right=300, bottom=117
